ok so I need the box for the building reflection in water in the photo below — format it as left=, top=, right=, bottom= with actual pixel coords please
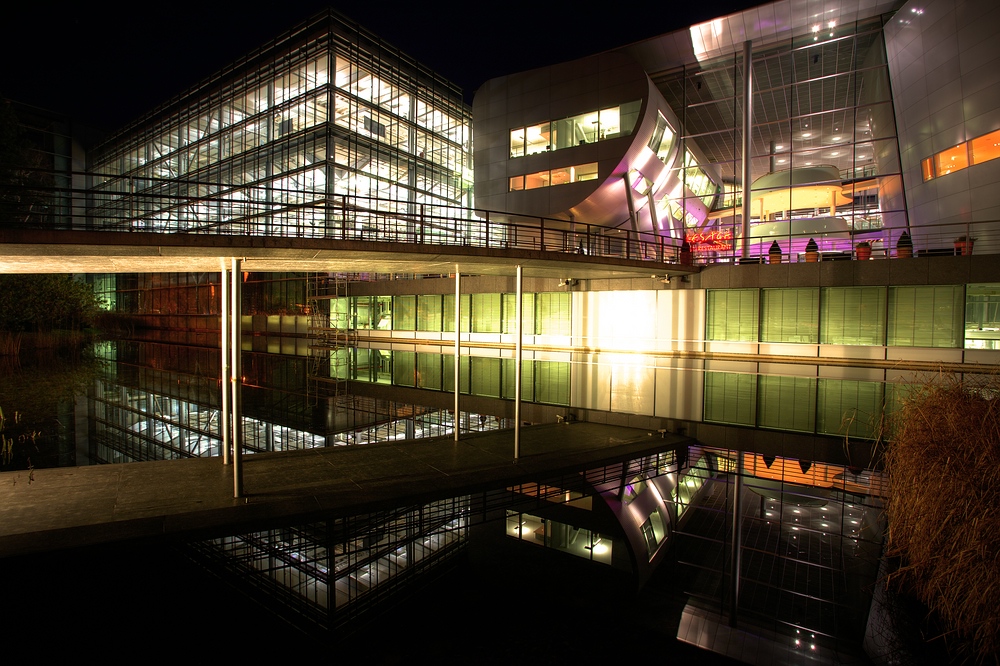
left=86, top=337, right=885, bottom=650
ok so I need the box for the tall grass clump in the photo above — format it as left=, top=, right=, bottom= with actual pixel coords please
left=885, top=376, right=1000, bottom=661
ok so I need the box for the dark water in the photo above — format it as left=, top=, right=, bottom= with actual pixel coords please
left=0, top=340, right=872, bottom=664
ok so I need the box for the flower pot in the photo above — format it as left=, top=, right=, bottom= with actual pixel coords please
left=768, top=241, right=781, bottom=264
left=856, top=243, right=871, bottom=261
left=804, top=238, right=819, bottom=263
left=955, top=237, right=974, bottom=255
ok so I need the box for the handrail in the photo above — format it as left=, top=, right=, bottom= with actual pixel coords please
left=2, top=177, right=686, bottom=266
left=5, top=166, right=999, bottom=266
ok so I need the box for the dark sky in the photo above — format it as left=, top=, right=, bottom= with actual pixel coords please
left=1, top=1, right=760, bottom=134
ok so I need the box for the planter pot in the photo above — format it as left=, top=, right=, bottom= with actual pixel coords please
left=856, top=244, right=872, bottom=261
left=768, top=251, right=781, bottom=264
left=805, top=251, right=819, bottom=263
left=896, top=246, right=912, bottom=259
left=955, top=239, right=974, bottom=255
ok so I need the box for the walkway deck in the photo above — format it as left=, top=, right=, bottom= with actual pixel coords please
left=0, top=228, right=695, bottom=279
left=0, top=422, right=691, bottom=557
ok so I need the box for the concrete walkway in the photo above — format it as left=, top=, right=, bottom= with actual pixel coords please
left=0, top=422, right=690, bottom=557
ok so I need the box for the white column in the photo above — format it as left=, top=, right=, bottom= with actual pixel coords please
left=454, top=268, right=460, bottom=442
left=740, top=40, right=754, bottom=260
left=220, top=260, right=230, bottom=465
left=231, top=258, right=244, bottom=498
left=514, top=264, right=523, bottom=461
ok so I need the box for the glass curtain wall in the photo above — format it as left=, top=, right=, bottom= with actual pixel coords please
left=88, top=12, right=472, bottom=239
left=654, top=16, right=904, bottom=251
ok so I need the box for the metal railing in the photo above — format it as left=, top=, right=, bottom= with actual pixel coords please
left=4, top=171, right=684, bottom=266
left=5, top=166, right=999, bottom=267
left=689, top=218, right=998, bottom=265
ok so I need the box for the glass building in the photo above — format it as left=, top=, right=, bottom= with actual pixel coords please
left=86, top=10, right=472, bottom=236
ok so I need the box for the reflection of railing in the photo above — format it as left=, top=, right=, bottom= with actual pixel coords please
left=690, top=218, right=1000, bottom=264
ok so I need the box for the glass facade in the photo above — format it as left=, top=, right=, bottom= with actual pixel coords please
left=508, top=101, right=641, bottom=158
left=88, top=13, right=472, bottom=236
left=656, top=15, right=904, bottom=241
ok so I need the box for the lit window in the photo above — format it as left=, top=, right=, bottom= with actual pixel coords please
left=934, top=142, right=969, bottom=176
left=508, top=163, right=598, bottom=191
left=524, top=123, right=551, bottom=155
left=969, top=129, right=1000, bottom=165
left=575, top=163, right=598, bottom=182
left=524, top=171, right=549, bottom=190
left=510, top=128, right=525, bottom=158
left=921, top=157, right=934, bottom=181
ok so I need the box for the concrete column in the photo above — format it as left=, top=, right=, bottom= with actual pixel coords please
left=740, top=40, right=754, bottom=260
left=454, top=268, right=460, bottom=442
left=231, top=258, right=243, bottom=498
left=220, top=260, right=230, bottom=465
left=514, top=264, right=523, bottom=461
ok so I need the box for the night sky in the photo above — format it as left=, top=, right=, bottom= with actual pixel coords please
left=1, top=1, right=760, bottom=135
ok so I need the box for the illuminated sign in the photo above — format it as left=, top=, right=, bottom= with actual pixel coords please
left=686, top=228, right=733, bottom=251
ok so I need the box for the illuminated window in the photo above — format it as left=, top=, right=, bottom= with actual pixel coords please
left=648, top=113, right=675, bottom=163
left=574, top=163, right=598, bottom=181
left=508, top=164, right=599, bottom=191
left=510, top=129, right=525, bottom=158
left=921, top=157, right=935, bottom=181
left=598, top=106, right=620, bottom=139
left=550, top=166, right=573, bottom=186
left=922, top=128, right=1000, bottom=181
left=524, top=171, right=549, bottom=190
left=509, top=102, right=640, bottom=157
left=935, top=143, right=969, bottom=176
left=524, top=123, right=551, bottom=155
left=970, top=129, right=1000, bottom=165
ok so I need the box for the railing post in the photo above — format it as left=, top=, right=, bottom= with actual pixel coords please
left=539, top=218, right=546, bottom=252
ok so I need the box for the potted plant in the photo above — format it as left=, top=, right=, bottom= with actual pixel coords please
left=896, top=231, right=913, bottom=258
left=955, top=236, right=975, bottom=256
left=805, top=238, right=819, bottom=263
left=856, top=240, right=871, bottom=261
left=768, top=240, right=782, bottom=264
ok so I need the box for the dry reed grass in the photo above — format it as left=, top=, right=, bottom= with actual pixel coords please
left=886, top=376, right=1000, bottom=661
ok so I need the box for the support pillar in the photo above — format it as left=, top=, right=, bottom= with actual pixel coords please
left=730, top=451, right=743, bottom=626
left=514, top=264, right=523, bottom=462
left=740, top=40, right=754, bottom=260
left=231, top=258, right=244, bottom=498
left=220, top=260, right=230, bottom=465
left=454, top=267, right=460, bottom=442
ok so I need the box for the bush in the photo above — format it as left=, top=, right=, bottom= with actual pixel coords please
left=0, top=274, right=102, bottom=333
left=886, top=377, right=1000, bottom=661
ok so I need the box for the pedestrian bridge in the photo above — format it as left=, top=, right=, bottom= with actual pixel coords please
left=0, top=222, right=695, bottom=279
